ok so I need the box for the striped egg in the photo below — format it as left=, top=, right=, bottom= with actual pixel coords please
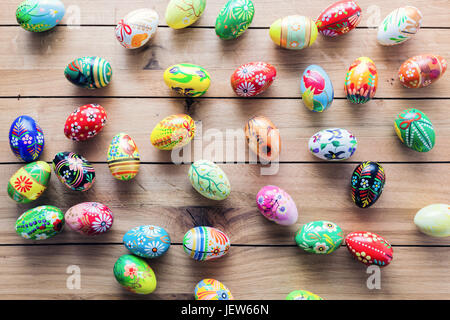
left=269, top=15, right=318, bottom=50
left=64, top=56, right=112, bottom=89
left=7, top=161, right=51, bottom=203
left=183, top=226, right=230, bottom=261
left=107, top=133, right=140, bottom=181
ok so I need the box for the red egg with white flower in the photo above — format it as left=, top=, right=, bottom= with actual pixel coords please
left=316, top=0, right=362, bottom=37
left=64, top=104, right=107, bottom=141
left=65, top=202, right=114, bottom=236
left=231, top=62, right=276, bottom=97
left=345, top=231, right=393, bottom=267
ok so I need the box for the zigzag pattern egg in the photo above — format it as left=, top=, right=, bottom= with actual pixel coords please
left=394, top=108, right=435, bottom=152
left=398, top=54, right=447, bottom=88
left=115, top=8, right=159, bottom=49
left=7, top=161, right=51, bottom=203
left=16, top=0, right=65, bottom=32
left=9, top=115, right=44, bottom=162
left=64, top=104, right=107, bottom=141
left=107, top=133, right=140, bottom=181
left=351, top=161, right=385, bottom=208
left=65, top=202, right=114, bottom=236
left=345, top=231, right=393, bottom=267
left=195, top=279, right=234, bottom=300
left=316, top=0, right=362, bottom=37
left=345, top=57, right=378, bottom=104
left=52, top=152, right=95, bottom=191
left=269, top=15, right=318, bottom=50
left=64, top=56, right=112, bottom=89
left=231, top=62, right=276, bottom=97
left=16, top=205, right=64, bottom=240
left=183, top=226, right=230, bottom=261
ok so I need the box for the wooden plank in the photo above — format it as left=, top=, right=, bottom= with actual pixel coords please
left=0, top=28, right=449, bottom=98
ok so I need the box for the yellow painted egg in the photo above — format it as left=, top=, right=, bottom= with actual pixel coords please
left=7, top=161, right=51, bottom=203
left=269, top=15, right=318, bottom=50
left=414, top=204, right=450, bottom=237
left=150, top=114, right=195, bottom=150
left=165, top=0, right=206, bottom=29
left=107, top=133, right=140, bottom=181
left=344, top=57, right=378, bottom=104
left=163, top=63, right=211, bottom=97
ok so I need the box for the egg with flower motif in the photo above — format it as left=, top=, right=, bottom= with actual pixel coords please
left=16, top=0, right=65, bottom=32
left=16, top=205, right=64, bottom=240
left=394, top=108, right=435, bottom=152
left=245, top=116, right=281, bottom=162
left=163, top=64, right=211, bottom=97
left=151, top=114, right=195, bottom=150
left=9, top=115, right=44, bottom=162
left=188, top=160, right=231, bottom=200
left=398, top=54, right=447, bottom=89
left=65, top=202, right=113, bottom=236
left=256, top=185, right=298, bottom=226
left=183, top=226, right=230, bottom=261
left=300, top=65, right=334, bottom=112
left=345, top=231, right=393, bottom=267
left=166, top=0, right=206, bottom=29
left=308, top=128, right=357, bottom=161
left=377, top=6, right=422, bottom=46
left=414, top=204, right=450, bottom=238
left=316, top=0, right=361, bottom=37
left=115, top=8, right=159, bottom=49
left=269, top=15, right=318, bottom=50
left=123, top=225, right=171, bottom=258
left=195, top=279, right=234, bottom=300
left=231, top=62, right=276, bottom=97
left=345, top=57, right=378, bottom=104
left=351, top=161, right=385, bottom=208
left=113, top=254, right=157, bottom=294
left=107, top=133, right=140, bottom=181
left=8, top=161, right=51, bottom=204
left=295, top=221, right=343, bottom=254
left=64, top=104, right=107, bottom=141
left=64, top=56, right=112, bottom=89
left=215, top=0, right=255, bottom=40
left=286, top=290, right=323, bottom=300
left=52, top=152, right=95, bottom=191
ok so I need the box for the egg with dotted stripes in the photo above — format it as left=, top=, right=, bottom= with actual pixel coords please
left=394, top=108, right=435, bottom=152
left=345, top=231, right=393, bottom=267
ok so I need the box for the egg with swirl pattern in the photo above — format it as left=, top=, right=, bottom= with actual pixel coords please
left=64, top=56, right=112, bottom=89
left=52, top=152, right=95, bottom=191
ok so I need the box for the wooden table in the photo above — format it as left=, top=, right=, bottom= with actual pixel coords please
left=0, top=0, right=449, bottom=300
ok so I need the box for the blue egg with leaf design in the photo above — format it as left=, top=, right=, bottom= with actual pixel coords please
left=308, top=128, right=357, bottom=161
left=123, top=225, right=171, bottom=258
left=16, top=0, right=65, bottom=32
left=9, top=115, right=45, bottom=162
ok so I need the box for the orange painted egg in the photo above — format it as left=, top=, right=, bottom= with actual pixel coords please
left=344, top=57, right=378, bottom=104
left=398, top=54, right=447, bottom=88
left=245, top=116, right=281, bottom=162
left=150, top=114, right=195, bottom=150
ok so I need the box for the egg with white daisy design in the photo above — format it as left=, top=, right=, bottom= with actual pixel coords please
left=65, top=202, right=113, bottom=236
left=295, top=221, right=344, bottom=254
left=230, top=62, right=276, bottom=97
left=64, top=104, right=107, bottom=141
left=123, top=225, right=171, bottom=258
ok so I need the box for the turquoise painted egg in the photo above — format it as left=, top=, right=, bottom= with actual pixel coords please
left=16, top=0, right=65, bottom=32
left=295, top=221, right=344, bottom=254
left=64, top=56, right=112, bottom=89
left=188, top=160, right=231, bottom=200
left=123, top=225, right=171, bottom=258
left=300, top=65, right=334, bottom=112
left=16, top=205, right=64, bottom=240
left=9, top=115, right=44, bottom=162
left=183, top=226, right=230, bottom=261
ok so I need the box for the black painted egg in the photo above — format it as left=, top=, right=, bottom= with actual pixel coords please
left=350, top=161, right=386, bottom=208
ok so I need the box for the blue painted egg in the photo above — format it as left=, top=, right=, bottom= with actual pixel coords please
left=16, top=0, right=65, bottom=32
left=300, top=65, right=334, bottom=112
left=123, top=225, right=171, bottom=258
left=9, top=115, right=44, bottom=162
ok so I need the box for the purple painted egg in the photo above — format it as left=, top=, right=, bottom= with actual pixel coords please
left=256, top=185, right=298, bottom=225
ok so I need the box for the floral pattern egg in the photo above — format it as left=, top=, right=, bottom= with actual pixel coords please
left=351, top=161, right=386, bottom=208
left=231, top=62, right=276, bottom=97
left=64, top=56, right=112, bottom=89
left=183, top=226, right=231, bottom=261
left=7, top=161, right=51, bottom=204
left=295, top=221, right=344, bottom=254
left=308, top=128, right=357, bottom=161
left=398, top=54, right=447, bottom=88
left=269, top=15, right=318, bottom=50
left=188, top=160, right=231, bottom=200
left=16, top=0, right=65, bottom=32
left=300, top=65, right=334, bottom=112
left=256, top=185, right=298, bottom=226
left=394, top=108, right=435, bottom=153
left=107, top=133, right=140, bottom=181
left=286, top=290, right=323, bottom=300
left=123, top=225, right=171, bottom=258
left=377, top=6, right=423, bottom=46
left=113, top=254, right=157, bottom=294
left=215, top=0, right=255, bottom=40
left=345, top=57, right=378, bottom=104
left=195, top=279, right=234, bottom=300
left=52, top=152, right=95, bottom=191
left=65, top=202, right=113, bottom=236
left=115, top=8, right=159, bottom=49
left=16, top=205, right=64, bottom=240
left=163, top=64, right=211, bottom=97
left=64, top=104, right=107, bottom=141
left=245, top=116, right=281, bottom=162
left=414, top=204, right=450, bottom=238
left=345, top=231, right=393, bottom=267
left=316, top=0, right=361, bottom=37
left=150, top=114, right=195, bottom=150
left=9, top=115, right=44, bottom=162
left=166, top=0, right=206, bottom=29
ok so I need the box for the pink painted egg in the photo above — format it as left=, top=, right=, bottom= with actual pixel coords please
left=64, top=104, right=107, bottom=141
left=345, top=231, right=393, bottom=267
left=316, top=0, right=362, bottom=37
left=398, top=54, right=447, bottom=88
left=231, top=62, right=276, bottom=97
left=256, top=185, right=298, bottom=226
left=65, top=202, right=114, bottom=236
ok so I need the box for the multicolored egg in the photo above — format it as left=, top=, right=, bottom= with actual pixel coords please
left=308, top=128, right=357, bottom=161
left=195, top=279, right=234, bottom=300
left=377, top=6, right=423, bottom=46
left=215, top=0, right=255, bottom=40
left=107, top=133, right=140, bottom=181
left=295, top=221, right=344, bottom=254
left=123, top=225, right=171, bottom=258
left=52, top=152, right=95, bottom=191
left=7, top=161, right=51, bottom=204
left=286, top=290, right=323, bottom=300
left=65, top=202, right=113, bottom=236
left=300, top=65, right=334, bottom=112
left=115, top=8, right=159, bottom=49
left=183, top=226, right=230, bottom=261
left=64, top=56, right=112, bottom=89
left=269, top=15, right=318, bottom=50
left=113, top=254, right=157, bottom=294
left=351, top=161, right=386, bottom=209
left=188, top=160, right=231, bottom=200
left=16, top=0, right=65, bottom=32
left=345, top=231, right=393, bottom=267
left=414, top=204, right=450, bottom=237
left=245, top=116, right=281, bottom=162
left=394, top=108, right=435, bottom=152
left=316, top=0, right=361, bottom=37
left=150, top=114, right=195, bottom=150
left=345, top=57, right=378, bottom=104
left=398, top=54, right=447, bottom=89
left=9, top=115, right=44, bottom=162
left=231, top=62, right=276, bottom=97
left=163, top=64, right=211, bottom=97
left=256, top=185, right=298, bottom=226
left=165, top=0, right=206, bottom=29
left=16, top=205, right=64, bottom=240
left=64, top=104, right=107, bottom=141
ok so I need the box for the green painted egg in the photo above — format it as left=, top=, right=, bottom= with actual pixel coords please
left=15, top=205, right=64, bottom=240
left=295, top=221, right=344, bottom=254
left=188, top=160, right=231, bottom=200
left=394, top=108, right=435, bottom=152
left=286, top=290, right=323, bottom=300
left=113, top=254, right=157, bottom=294
left=215, top=0, right=255, bottom=40
left=64, top=56, right=112, bottom=89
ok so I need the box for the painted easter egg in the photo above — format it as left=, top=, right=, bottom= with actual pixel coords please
left=52, top=152, right=95, bottom=191
left=16, top=205, right=64, bottom=240
left=316, top=0, right=361, bottom=37
left=256, top=185, right=298, bottom=226
left=9, top=115, right=44, bottom=162
left=16, top=0, right=65, bottom=32
left=183, top=226, right=230, bottom=261
left=123, top=225, right=171, bottom=258
left=345, top=57, right=378, bottom=104
left=113, top=254, right=157, bottom=294
left=150, top=114, right=195, bottom=150
left=215, top=0, right=255, bottom=40
left=394, top=108, right=435, bottom=152
left=345, top=231, right=393, bottom=267
left=163, top=64, right=211, bottom=97
left=115, top=8, right=159, bottom=49
left=300, top=65, right=334, bottom=112
left=165, top=0, right=206, bottom=29
left=295, top=221, right=344, bottom=254
left=64, top=56, right=112, bottom=89
left=398, top=54, right=447, bottom=89
left=64, top=104, right=107, bottom=141
left=377, top=6, right=423, bottom=46
left=245, top=116, right=281, bottom=162
left=286, top=290, right=323, bottom=300
left=7, top=161, right=51, bottom=204
left=195, top=279, right=234, bottom=300
left=107, top=133, right=140, bottom=181
left=231, top=62, right=276, bottom=97
left=351, top=161, right=385, bottom=208
left=308, top=128, right=357, bottom=161
left=188, top=160, right=231, bottom=200
left=414, top=204, right=450, bottom=237
left=65, top=202, right=113, bottom=236
left=269, top=15, right=318, bottom=50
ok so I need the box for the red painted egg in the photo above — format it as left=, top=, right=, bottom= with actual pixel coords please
left=398, top=54, right=447, bottom=88
left=316, top=0, right=362, bottom=37
left=345, top=231, right=393, bottom=267
left=231, top=62, right=276, bottom=97
left=64, top=104, right=107, bottom=141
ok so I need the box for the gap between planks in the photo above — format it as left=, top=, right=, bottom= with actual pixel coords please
left=1, top=243, right=448, bottom=247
